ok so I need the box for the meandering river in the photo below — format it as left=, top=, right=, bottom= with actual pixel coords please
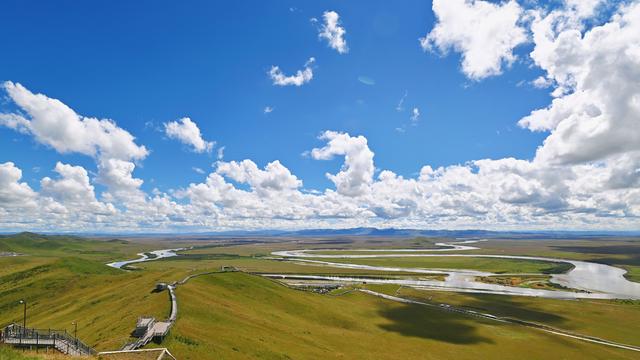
left=106, top=248, right=184, bottom=269
left=104, top=240, right=640, bottom=299
left=270, top=240, right=640, bottom=300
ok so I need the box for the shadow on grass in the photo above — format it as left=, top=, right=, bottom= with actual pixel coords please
left=458, top=293, right=568, bottom=326
left=377, top=303, right=493, bottom=345
left=593, top=255, right=640, bottom=268
left=550, top=245, right=640, bottom=255
left=550, top=245, right=640, bottom=266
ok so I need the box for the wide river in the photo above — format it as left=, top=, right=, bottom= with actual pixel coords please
left=106, top=248, right=184, bottom=269
left=270, top=240, right=640, bottom=300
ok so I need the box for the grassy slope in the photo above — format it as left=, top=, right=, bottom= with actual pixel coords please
left=0, top=256, right=182, bottom=350
left=368, top=284, right=640, bottom=347
left=0, top=233, right=195, bottom=351
left=0, top=346, right=93, bottom=360
left=162, top=272, right=636, bottom=360
left=0, top=232, right=154, bottom=261
left=0, top=347, right=42, bottom=360
left=2, top=233, right=639, bottom=359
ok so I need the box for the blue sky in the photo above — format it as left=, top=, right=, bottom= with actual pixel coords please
left=1, top=0, right=638, bottom=231
left=0, top=0, right=550, bottom=191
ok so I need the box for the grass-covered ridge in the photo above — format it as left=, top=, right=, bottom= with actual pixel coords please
left=0, top=232, right=84, bottom=253
left=0, top=233, right=186, bottom=351
left=0, top=232, right=149, bottom=261
left=162, top=272, right=636, bottom=359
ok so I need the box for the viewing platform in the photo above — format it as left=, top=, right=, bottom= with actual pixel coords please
left=0, top=323, right=95, bottom=356
left=122, top=284, right=177, bottom=351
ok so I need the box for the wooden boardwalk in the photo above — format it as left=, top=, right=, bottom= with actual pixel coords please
left=122, top=285, right=177, bottom=351
left=1, top=324, right=95, bottom=356
left=121, top=268, right=236, bottom=351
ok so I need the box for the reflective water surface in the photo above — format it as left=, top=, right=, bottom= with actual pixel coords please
left=107, top=248, right=184, bottom=269
left=271, top=240, right=640, bottom=299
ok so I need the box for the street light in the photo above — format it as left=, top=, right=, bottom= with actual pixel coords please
left=72, top=321, right=78, bottom=350
left=18, top=300, right=26, bottom=330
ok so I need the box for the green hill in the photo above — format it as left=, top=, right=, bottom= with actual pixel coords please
left=162, top=272, right=637, bottom=360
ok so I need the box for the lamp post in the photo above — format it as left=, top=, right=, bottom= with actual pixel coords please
left=18, top=300, right=26, bottom=330
left=72, top=321, right=78, bottom=351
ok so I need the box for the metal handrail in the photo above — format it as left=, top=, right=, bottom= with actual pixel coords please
left=1, top=323, right=96, bottom=355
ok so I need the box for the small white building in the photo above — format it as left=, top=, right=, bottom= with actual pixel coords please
left=134, top=317, right=155, bottom=337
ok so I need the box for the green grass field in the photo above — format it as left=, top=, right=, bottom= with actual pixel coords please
left=0, top=347, right=41, bottom=360
left=312, top=256, right=573, bottom=274
left=161, top=272, right=637, bottom=359
left=367, top=284, right=640, bottom=347
left=0, top=256, right=179, bottom=350
left=1, top=233, right=639, bottom=359
left=460, top=239, right=640, bottom=282
left=0, top=233, right=192, bottom=351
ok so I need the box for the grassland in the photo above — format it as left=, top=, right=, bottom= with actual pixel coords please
left=1, top=233, right=640, bottom=359
left=457, top=238, right=640, bottom=282
left=0, top=345, right=79, bottom=360
left=160, top=272, right=637, bottom=359
left=0, top=233, right=150, bottom=260
left=366, top=284, right=640, bottom=347
left=0, top=233, right=194, bottom=351
left=476, top=275, right=575, bottom=291
left=311, top=256, right=573, bottom=274
left=0, top=255, right=180, bottom=350
left=0, top=346, right=41, bottom=360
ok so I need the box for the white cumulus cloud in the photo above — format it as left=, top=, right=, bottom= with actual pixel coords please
left=0, top=162, right=38, bottom=210
left=311, top=131, right=375, bottom=197
left=421, top=0, right=528, bottom=80
left=521, top=1, right=640, bottom=169
left=216, top=159, right=302, bottom=196
left=269, top=58, right=315, bottom=86
left=1, top=82, right=148, bottom=161
left=164, top=117, right=214, bottom=153
left=318, top=11, right=348, bottom=54
left=0, top=82, right=149, bottom=215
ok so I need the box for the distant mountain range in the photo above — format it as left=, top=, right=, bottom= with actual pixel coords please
left=204, top=228, right=640, bottom=238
